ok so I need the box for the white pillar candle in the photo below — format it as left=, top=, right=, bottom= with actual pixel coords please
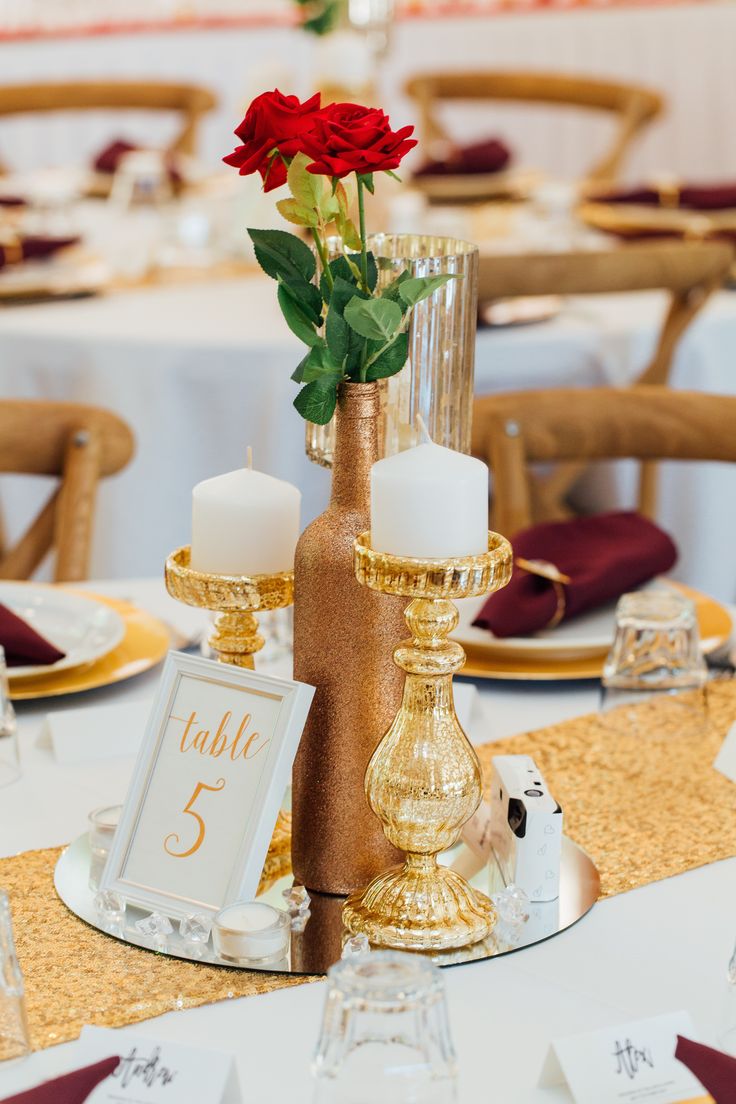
left=371, top=442, right=489, bottom=559
left=212, top=902, right=290, bottom=963
left=191, top=467, right=301, bottom=577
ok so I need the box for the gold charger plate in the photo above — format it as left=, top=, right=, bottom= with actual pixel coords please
left=578, top=200, right=736, bottom=240
left=411, top=170, right=527, bottom=205
left=9, top=593, right=169, bottom=701
left=459, top=582, right=731, bottom=682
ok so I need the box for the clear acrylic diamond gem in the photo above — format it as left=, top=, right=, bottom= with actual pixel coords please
left=135, top=912, right=174, bottom=937
left=290, top=910, right=310, bottom=933
left=282, top=885, right=311, bottom=915
left=341, top=933, right=371, bottom=958
left=179, top=914, right=212, bottom=943
left=492, top=884, right=530, bottom=924
left=93, top=890, right=126, bottom=921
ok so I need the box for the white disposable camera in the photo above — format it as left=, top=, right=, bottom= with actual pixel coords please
left=490, top=754, right=563, bottom=902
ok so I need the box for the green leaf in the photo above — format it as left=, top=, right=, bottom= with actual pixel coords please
left=278, top=283, right=321, bottom=347
left=344, top=296, right=402, bottom=342
left=248, top=228, right=316, bottom=286
left=293, top=344, right=342, bottom=383
left=294, top=378, right=338, bottom=424
left=365, top=251, right=378, bottom=293
left=339, top=218, right=362, bottom=252
left=380, top=270, right=412, bottom=312
left=319, top=255, right=357, bottom=303
left=365, top=332, right=409, bottom=381
left=358, top=173, right=375, bottom=195
left=291, top=350, right=315, bottom=383
left=276, top=197, right=318, bottom=229
left=384, top=169, right=402, bottom=183
left=278, top=275, right=323, bottom=326
left=398, top=274, right=461, bottom=309
left=287, top=152, right=322, bottom=211
left=326, top=277, right=369, bottom=364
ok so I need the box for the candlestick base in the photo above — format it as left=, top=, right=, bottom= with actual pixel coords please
left=343, top=532, right=513, bottom=952
left=164, top=546, right=294, bottom=669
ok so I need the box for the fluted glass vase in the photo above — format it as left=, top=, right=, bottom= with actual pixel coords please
left=305, top=234, right=479, bottom=467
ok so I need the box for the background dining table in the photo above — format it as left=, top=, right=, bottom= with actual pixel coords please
left=0, top=577, right=734, bottom=1102
left=1, top=276, right=735, bottom=599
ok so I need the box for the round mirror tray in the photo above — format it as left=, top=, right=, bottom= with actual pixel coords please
left=55, top=835, right=599, bottom=975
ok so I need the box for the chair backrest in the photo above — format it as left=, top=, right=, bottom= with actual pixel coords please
left=0, top=81, right=217, bottom=160
left=471, top=387, right=736, bottom=536
left=478, top=241, right=734, bottom=388
left=405, top=70, right=664, bottom=182
left=0, top=400, right=134, bottom=582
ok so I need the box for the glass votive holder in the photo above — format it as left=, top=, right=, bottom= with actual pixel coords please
left=88, top=805, right=122, bottom=891
left=0, top=890, right=30, bottom=1064
left=212, top=902, right=290, bottom=965
left=600, top=590, right=708, bottom=739
left=312, top=950, right=458, bottom=1104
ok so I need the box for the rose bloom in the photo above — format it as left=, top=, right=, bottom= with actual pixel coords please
left=303, top=103, right=417, bottom=179
left=223, top=90, right=321, bottom=192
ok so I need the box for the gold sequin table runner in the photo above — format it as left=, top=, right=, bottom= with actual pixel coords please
left=3, top=680, right=735, bottom=1051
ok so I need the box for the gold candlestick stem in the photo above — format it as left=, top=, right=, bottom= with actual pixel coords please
left=164, top=546, right=294, bottom=669
left=342, top=532, right=513, bottom=951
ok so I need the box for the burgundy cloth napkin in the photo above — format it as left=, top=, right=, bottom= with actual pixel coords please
left=473, top=510, right=678, bottom=638
left=675, top=1035, right=736, bottom=1103
left=0, top=602, right=65, bottom=667
left=0, top=1056, right=120, bottom=1104
left=415, top=136, right=511, bottom=177
left=594, top=182, right=736, bottom=211
left=0, top=236, right=79, bottom=271
left=0, top=196, right=26, bottom=208
left=93, top=139, right=183, bottom=186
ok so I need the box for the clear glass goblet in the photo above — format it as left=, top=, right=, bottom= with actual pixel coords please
left=599, top=590, right=708, bottom=738
left=312, top=950, right=458, bottom=1104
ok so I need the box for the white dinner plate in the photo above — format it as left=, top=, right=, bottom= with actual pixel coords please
left=0, top=583, right=125, bottom=679
left=454, top=579, right=729, bottom=662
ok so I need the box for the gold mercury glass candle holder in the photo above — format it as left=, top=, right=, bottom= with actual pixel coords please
left=165, top=546, right=294, bottom=669
left=342, top=531, right=513, bottom=952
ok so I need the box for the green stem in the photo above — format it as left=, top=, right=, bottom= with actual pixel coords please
left=311, top=227, right=333, bottom=293
left=357, top=176, right=369, bottom=294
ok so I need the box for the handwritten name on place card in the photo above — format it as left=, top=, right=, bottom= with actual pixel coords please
left=78, top=1025, right=241, bottom=1104
left=539, top=1011, right=711, bottom=1103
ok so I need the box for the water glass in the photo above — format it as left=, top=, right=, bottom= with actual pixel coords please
left=600, top=590, right=708, bottom=738
left=88, top=805, right=122, bottom=891
left=0, top=890, right=30, bottom=1063
left=0, top=648, right=19, bottom=789
left=312, top=950, right=458, bottom=1104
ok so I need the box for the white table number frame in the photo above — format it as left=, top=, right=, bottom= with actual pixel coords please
left=101, top=652, right=314, bottom=920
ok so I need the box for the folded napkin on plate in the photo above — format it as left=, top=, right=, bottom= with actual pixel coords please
left=0, top=235, right=80, bottom=270
left=1, top=1056, right=120, bottom=1104
left=0, top=195, right=26, bottom=208
left=93, top=139, right=183, bottom=186
left=593, top=182, right=736, bottom=211
left=675, top=1035, right=736, bottom=1103
left=414, top=136, right=511, bottom=178
left=0, top=602, right=65, bottom=667
left=473, top=510, right=677, bottom=638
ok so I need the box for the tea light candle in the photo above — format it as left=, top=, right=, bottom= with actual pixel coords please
left=191, top=462, right=301, bottom=577
left=212, top=902, right=290, bottom=964
left=371, top=441, right=489, bottom=559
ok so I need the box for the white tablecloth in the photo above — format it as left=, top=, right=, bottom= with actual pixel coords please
left=0, top=3, right=735, bottom=183
left=0, top=578, right=734, bottom=1102
left=1, top=278, right=736, bottom=599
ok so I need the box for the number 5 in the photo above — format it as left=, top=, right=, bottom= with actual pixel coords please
left=164, top=778, right=226, bottom=859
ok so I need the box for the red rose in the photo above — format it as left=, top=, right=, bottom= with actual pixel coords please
left=303, top=103, right=417, bottom=179
left=223, top=90, right=321, bottom=192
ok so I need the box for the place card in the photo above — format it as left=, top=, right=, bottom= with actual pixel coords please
left=539, top=1011, right=710, bottom=1103
left=101, top=651, right=314, bottom=919
left=76, top=1025, right=241, bottom=1103
left=714, top=721, right=736, bottom=784
left=42, top=702, right=149, bottom=764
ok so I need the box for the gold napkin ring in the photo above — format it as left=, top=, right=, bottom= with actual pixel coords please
left=515, top=557, right=571, bottom=630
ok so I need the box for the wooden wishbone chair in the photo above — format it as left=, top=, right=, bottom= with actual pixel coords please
left=404, top=70, right=664, bottom=183
left=0, top=401, right=134, bottom=582
left=474, top=240, right=734, bottom=522
left=471, top=387, right=736, bottom=538
left=0, top=80, right=217, bottom=170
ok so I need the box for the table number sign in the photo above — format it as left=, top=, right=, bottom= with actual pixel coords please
left=539, top=1011, right=711, bottom=1103
left=101, top=652, right=314, bottom=919
left=77, top=1025, right=241, bottom=1103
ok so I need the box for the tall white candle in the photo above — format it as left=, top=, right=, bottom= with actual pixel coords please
left=371, top=442, right=488, bottom=559
left=191, top=466, right=301, bottom=576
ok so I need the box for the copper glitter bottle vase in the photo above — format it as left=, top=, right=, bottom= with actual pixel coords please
left=292, top=382, right=405, bottom=896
